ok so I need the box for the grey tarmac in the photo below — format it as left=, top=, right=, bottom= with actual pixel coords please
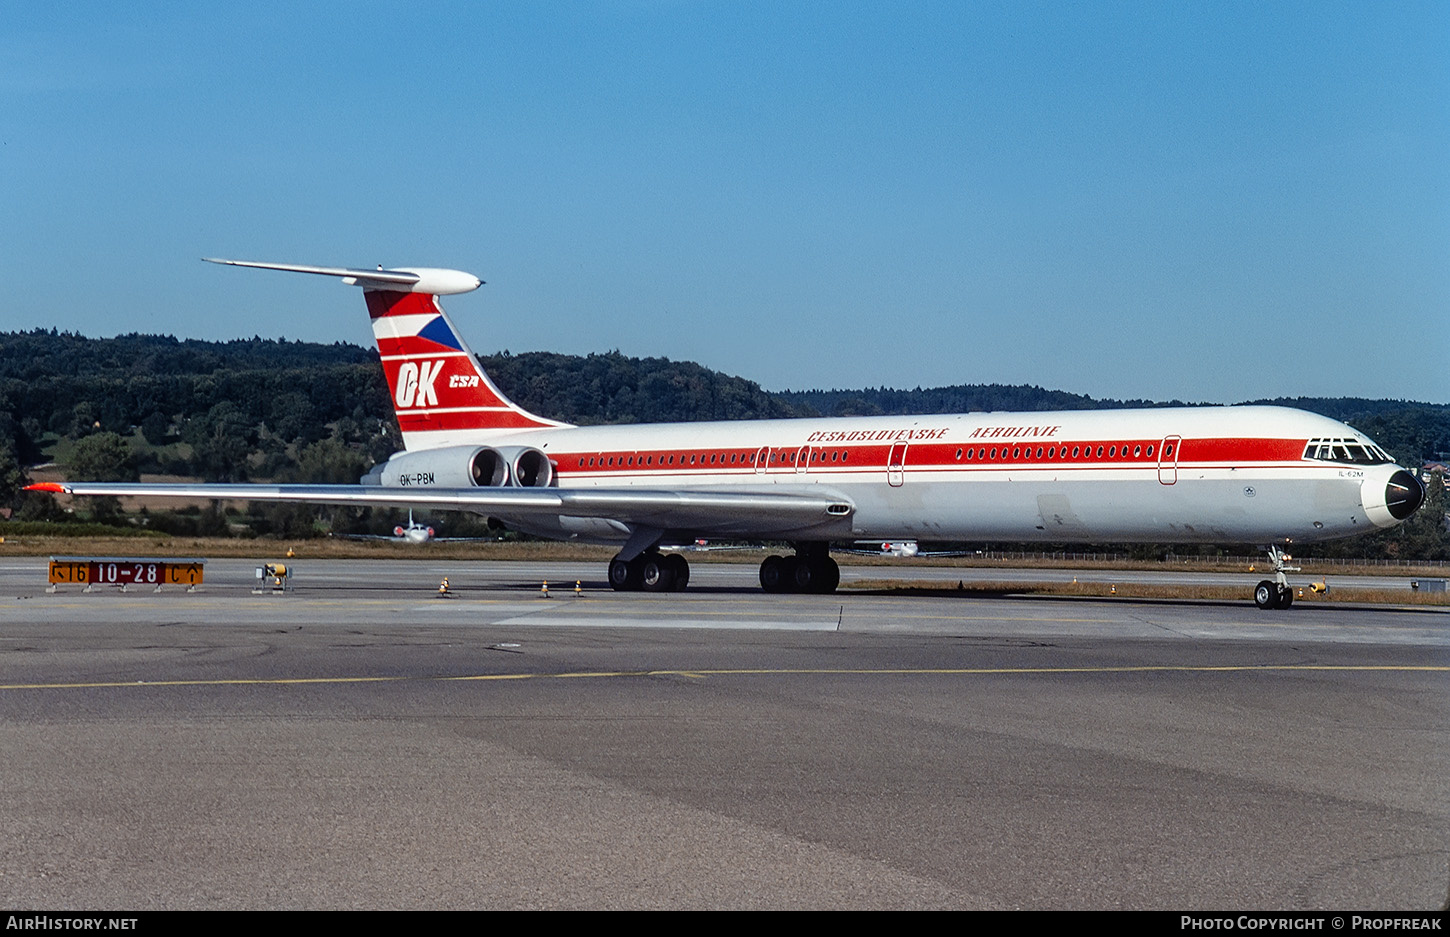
left=0, top=558, right=1446, bottom=910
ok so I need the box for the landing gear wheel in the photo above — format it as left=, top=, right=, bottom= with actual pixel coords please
left=609, top=556, right=643, bottom=592
left=789, top=556, right=840, bottom=593
left=665, top=554, right=690, bottom=591
left=779, top=555, right=802, bottom=591
left=760, top=555, right=787, bottom=593
left=811, top=556, right=840, bottom=594
left=640, top=554, right=676, bottom=592
left=760, top=553, right=839, bottom=594
left=1254, top=546, right=1301, bottom=610
left=788, top=555, right=815, bottom=593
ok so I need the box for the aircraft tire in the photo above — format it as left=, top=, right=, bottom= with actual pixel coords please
left=666, top=554, right=690, bottom=591
left=1277, top=585, right=1294, bottom=609
left=609, top=556, right=643, bottom=592
left=1253, top=580, right=1277, bottom=609
left=760, top=555, right=787, bottom=593
left=780, top=555, right=804, bottom=592
left=811, top=556, right=840, bottom=594
left=788, top=555, right=816, bottom=592
left=640, top=554, right=676, bottom=592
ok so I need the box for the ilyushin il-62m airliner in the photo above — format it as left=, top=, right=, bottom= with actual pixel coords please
left=31, top=260, right=1426, bottom=609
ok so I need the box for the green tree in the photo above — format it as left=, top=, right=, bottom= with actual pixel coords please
left=68, top=432, right=137, bottom=482
left=66, top=431, right=137, bottom=524
left=0, top=444, right=25, bottom=507
left=1390, top=479, right=1449, bottom=561
left=288, top=438, right=368, bottom=485
left=185, top=402, right=257, bottom=482
left=140, top=411, right=171, bottom=446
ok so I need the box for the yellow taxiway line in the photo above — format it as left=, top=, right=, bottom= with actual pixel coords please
left=2, top=663, right=1446, bottom=692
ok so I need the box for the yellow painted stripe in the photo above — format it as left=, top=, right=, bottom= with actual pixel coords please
left=1, top=663, right=1446, bottom=692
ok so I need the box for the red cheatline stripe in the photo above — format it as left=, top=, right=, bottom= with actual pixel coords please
left=548, top=437, right=1312, bottom=476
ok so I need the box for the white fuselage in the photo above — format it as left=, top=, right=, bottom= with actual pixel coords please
left=400, top=405, right=1409, bottom=548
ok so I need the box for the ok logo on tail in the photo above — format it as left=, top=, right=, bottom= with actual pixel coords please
left=394, top=360, right=444, bottom=408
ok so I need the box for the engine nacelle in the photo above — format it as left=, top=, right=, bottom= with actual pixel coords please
left=499, top=446, right=554, bottom=488
left=366, top=445, right=554, bottom=489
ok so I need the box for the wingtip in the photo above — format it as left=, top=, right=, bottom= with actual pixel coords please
left=25, top=482, right=68, bottom=494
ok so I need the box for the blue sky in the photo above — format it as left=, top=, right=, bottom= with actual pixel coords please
left=5, top=1, right=1446, bottom=404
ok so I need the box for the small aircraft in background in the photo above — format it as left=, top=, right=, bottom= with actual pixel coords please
left=334, top=511, right=487, bottom=545
left=843, top=541, right=981, bottom=558
left=390, top=511, right=436, bottom=543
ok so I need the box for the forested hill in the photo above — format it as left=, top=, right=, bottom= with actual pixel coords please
left=0, top=330, right=377, bottom=380
left=477, top=351, right=798, bottom=424
left=0, top=332, right=808, bottom=502
left=774, top=385, right=1165, bottom=417
left=0, top=331, right=1444, bottom=504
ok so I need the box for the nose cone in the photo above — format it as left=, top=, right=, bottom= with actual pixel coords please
left=1384, top=469, right=1425, bottom=521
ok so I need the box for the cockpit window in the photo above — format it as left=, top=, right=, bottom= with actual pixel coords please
left=1302, top=437, right=1392, bottom=465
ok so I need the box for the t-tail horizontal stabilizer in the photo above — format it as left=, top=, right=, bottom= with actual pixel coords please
left=203, top=257, right=566, bottom=444
left=201, top=258, right=482, bottom=295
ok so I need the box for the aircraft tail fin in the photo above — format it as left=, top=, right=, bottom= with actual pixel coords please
left=204, top=259, right=568, bottom=449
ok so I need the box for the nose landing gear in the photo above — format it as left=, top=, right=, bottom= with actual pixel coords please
left=1253, top=545, right=1299, bottom=609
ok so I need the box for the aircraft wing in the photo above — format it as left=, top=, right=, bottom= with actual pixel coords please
left=330, top=532, right=419, bottom=543
left=28, top=482, right=853, bottom=537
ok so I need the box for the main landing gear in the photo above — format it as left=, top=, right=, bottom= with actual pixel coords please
left=608, top=552, right=690, bottom=592
left=1253, top=545, right=1299, bottom=610
left=759, top=544, right=840, bottom=594
left=607, top=542, right=842, bottom=594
